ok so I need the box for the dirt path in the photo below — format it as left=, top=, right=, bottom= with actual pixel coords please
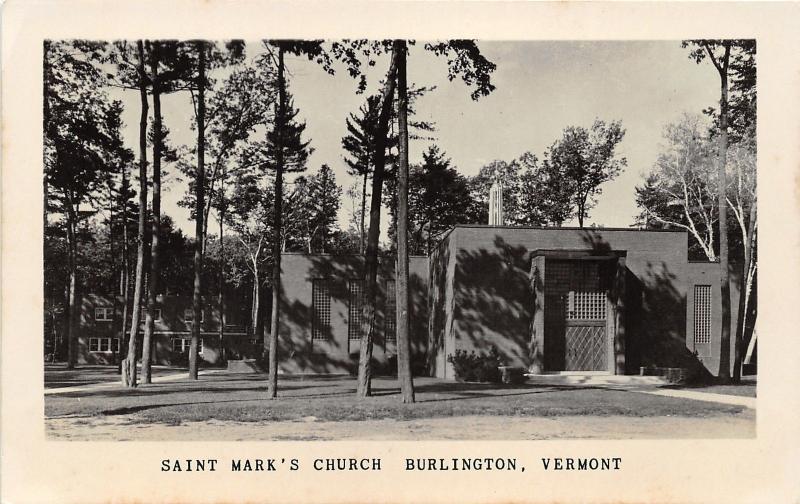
left=46, top=412, right=755, bottom=441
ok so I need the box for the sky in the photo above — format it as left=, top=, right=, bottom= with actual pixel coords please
left=110, top=40, right=720, bottom=238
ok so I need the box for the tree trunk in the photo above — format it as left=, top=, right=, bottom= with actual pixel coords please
left=356, top=44, right=399, bottom=397
left=219, top=208, right=225, bottom=362
left=142, top=41, right=162, bottom=384
left=119, top=158, right=131, bottom=366
left=252, top=269, right=261, bottom=342
left=360, top=171, right=368, bottom=253
left=715, top=42, right=733, bottom=383
left=733, top=198, right=756, bottom=382
left=190, top=41, right=206, bottom=380
left=267, top=47, right=286, bottom=399
left=65, top=207, right=78, bottom=369
left=395, top=41, right=415, bottom=404
left=124, top=40, right=149, bottom=388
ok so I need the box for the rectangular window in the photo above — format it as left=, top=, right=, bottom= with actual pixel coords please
left=94, top=307, right=113, bottom=321
left=694, top=285, right=712, bottom=345
left=385, top=280, right=396, bottom=343
left=140, top=308, right=162, bottom=322
left=311, top=279, right=331, bottom=341
left=172, top=338, right=203, bottom=354
left=89, top=337, right=119, bottom=352
left=348, top=280, right=365, bottom=340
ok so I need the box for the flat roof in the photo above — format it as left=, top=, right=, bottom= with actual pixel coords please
left=430, top=224, right=686, bottom=245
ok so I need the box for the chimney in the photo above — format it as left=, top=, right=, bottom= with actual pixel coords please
left=489, top=179, right=504, bottom=226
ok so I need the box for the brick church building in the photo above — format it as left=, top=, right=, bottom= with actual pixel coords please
left=275, top=181, right=745, bottom=379
left=74, top=182, right=747, bottom=379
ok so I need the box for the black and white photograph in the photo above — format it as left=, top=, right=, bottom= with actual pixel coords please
left=42, top=38, right=757, bottom=441
left=4, top=2, right=800, bottom=503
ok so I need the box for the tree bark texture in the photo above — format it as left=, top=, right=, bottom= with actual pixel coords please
left=360, top=172, right=368, bottom=253
left=356, top=44, right=399, bottom=397
left=124, top=40, right=149, bottom=388
left=142, top=41, right=162, bottom=384
left=713, top=42, right=733, bottom=382
left=267, top=47, right=286, bottom=399
left=189, top=41, right=206, bottom=381
left=395, top=41, right=415, bottom=404
left=219, top=206, right=226, bottom=362
left=66, top=206, right=78, bottom=369
left=733, top=198, right=756, bottom=382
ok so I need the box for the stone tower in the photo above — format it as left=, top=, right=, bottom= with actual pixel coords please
left=489, top=179, right=504, bottom=226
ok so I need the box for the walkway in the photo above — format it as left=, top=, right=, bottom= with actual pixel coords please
left=526, top=374, right=756, bottom=409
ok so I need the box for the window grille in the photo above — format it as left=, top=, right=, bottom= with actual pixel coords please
left=385, top=280, right=396, bottom=343
left=547, top=260, right=607, bottom=320
left=566, top=291, right=607, bottom=320
left=348, top=280, right=365, bottom=340
left=694, top=285, right=712, bottom=345
left=312, top=279, right=331, bottom=341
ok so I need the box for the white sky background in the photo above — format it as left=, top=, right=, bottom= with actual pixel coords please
left=110, top=40, right=720, bottom=239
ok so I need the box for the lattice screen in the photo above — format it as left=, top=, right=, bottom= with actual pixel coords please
left=547, top=260, right=607, bottom=320
left=384, top=280, right=396, bottom=343
left=311, top=279, right=331, bottom=341
left=348, top=280, right=365, bottom=340
left=694, top=285, right=712, bottom=344
left=567, top=291, right=607, bottom=320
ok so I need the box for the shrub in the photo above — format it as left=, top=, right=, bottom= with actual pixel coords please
left=447, top=346, right=503, bottom=383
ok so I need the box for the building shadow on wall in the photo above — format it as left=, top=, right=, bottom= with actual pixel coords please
left=451, top=236, right=533, bottom=367
left=446, top=231, right=710, bottom=377
left=281, top=254, right=428, bottom=376
left=579, top=231, right=711, bottom=379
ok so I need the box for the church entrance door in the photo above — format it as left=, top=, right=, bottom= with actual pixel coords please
left=544, top=259, right=610, bottom=372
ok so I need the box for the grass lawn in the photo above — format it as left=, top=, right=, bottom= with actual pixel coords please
left=45, top=372, right=748, bottom=425
left=45, top=364, right=193, bottom=389
left=667, top=382, right=757, bottom=398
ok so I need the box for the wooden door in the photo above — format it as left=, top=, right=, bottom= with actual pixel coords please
left=544, top=260, right=609, bottom=371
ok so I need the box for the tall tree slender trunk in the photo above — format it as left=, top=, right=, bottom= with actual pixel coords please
left=190, top=41, right=206, bottom=380
left=120, top=157, right=131, bottom=364
left=360, top=172, right=368, bottom=253
left=107, top=180, right=118, bottom=362
left=119, top=159, right=131, bottom=360
left=219, top=199, right=226, bottom=362
left=267, top=47, right=286, bottom=399
left=733, top=198, right=756, bottom=382
left=43, top=41, right=51, bottom=234
left=124, top=39, right=149, bottom=388
left=143, top=41, right=162, bottom=384
left=252, top=267, right=261, bottom=341
left=395, top=41, right=415, bottom=403
left=65, top=200, right=78, bottom=369
left=712, top=42, right=732, bottom=382
left=357, top=45, right=399, bottom=397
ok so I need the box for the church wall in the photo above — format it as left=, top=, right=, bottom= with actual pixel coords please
left=445, top=226, right=698, bottom=374
left=279, top=253, right=429, bottom=375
